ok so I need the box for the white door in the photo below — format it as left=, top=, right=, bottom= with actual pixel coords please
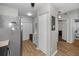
left=38, top=13, right=48, bottom=54
left=23, top=23, right=32, bottom=40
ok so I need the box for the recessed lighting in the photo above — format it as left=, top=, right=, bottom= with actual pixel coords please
left=26, top=13, right=32, bottom=16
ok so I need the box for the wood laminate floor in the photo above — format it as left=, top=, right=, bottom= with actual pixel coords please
left=22, top=39, right=79, bottom=56
left=56, top=40, right=79, bottom=56
left=22, top=40, right=46, bottom=56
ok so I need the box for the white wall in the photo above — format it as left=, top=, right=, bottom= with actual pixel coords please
left=72, top=20, right=76, bottom=40
left=33, top=16, right=38, bottom=45
left=62, top=9, right=79, bottom=43
left=76, top=22, right=79, bottom=31
left=21, top=16, right=33, bottom=23
left=38, top=3, right=51, bottom=55
left=38, top=13, right=49, bottom=54
left=61, top=13, right=71, bottom=42
left=58, top=17, right=69, bottom=42
left=0, top=5, right=21, bottom=56
left=69, top=9, right=79, bottom=42
left=62, top=20, right=68, bottom=41
left=37, top=4, right=50, bottom=15
left=22, top=23, right=32, bottom=40
left=58, top=21, right=62, bottom=31
left=21, top=16, right=33, bottom=41
left=38, top=3, right=58, bottom=55
left=50, top=4, right=58, bottom=55
left=0, top=5, right=18, bottom=17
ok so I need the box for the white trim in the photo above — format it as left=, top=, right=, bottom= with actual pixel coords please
left=67, top=40, right=74, bottom=43
left=36, top=47, right=40, bottom=50
left=52, top=50, right=58, bottom=56
left=23, top=38, right=29, bottom=41
left=36, top=47, right=48, bottom=55
left=40, top=48, right=48, bottom=55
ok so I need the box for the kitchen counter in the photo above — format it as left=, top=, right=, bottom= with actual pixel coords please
left=0, top=40, right=9, bottom=47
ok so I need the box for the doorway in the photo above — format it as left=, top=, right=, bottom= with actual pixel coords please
left=20, top=16, right=45, bottom=56
left=22, top=22, right=32, bottom=41
left=58, top=20, right=66, bottom=42
left=58, top=31, right=62, bottom=40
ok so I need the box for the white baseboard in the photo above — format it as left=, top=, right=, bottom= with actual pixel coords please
left=52, top=50, right=58, bottom=56
left=36, top=47, right=57, bottom=56
left=37, top=47, right=48, bottom=55
left=36, top=47, right=40, bottom=50
left=67, top=40, right=74, bottom=43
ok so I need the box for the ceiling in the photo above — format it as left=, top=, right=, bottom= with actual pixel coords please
left=0, top=3, right=79, bottom=17
left=53, top=3, right=79, bottom=13
left=0, top=3, right=39, bottom=17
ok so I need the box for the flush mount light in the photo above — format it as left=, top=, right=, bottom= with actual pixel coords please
left=8, top=22, right=13, bottom=28
left=21, top=23, right=23, bottom=26
left=58, top=15, right=62, bottom=19
left=26, top=13, right=32, bottom=16
left=58, top=11, right=62, bottom=19
left=12, top=27, right=15, bottom=30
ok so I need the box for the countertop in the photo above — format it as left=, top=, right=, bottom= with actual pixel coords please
left=0, top=40, right=9, bottom=47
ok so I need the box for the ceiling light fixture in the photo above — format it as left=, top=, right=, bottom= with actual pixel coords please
left=58, top=11, right=62, bottom=19
left=27, top=13, right=32, bottom=16
left=21, top=23, right=23, bottom=26
left=58, top=15, right=62, bottom=19
left=8, top=22, right=13, bottom=28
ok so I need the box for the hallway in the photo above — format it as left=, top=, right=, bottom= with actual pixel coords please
left=56, top=40, right=79, bottom=56
left=22, top=40, right=46, bottom=56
